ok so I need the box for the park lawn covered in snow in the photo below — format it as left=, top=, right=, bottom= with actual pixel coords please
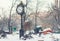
left=0, top=33, right=60, bottom=41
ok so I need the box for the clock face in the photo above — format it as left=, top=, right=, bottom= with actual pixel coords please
left=17, top=6, right=23, bottom=13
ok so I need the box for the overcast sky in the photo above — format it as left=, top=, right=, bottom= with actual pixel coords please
left=0, top=0, right=54, bottom=17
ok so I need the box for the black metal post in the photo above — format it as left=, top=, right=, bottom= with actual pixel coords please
left=19, top=14, right=24, bottom=38
left=19, top=2, right=25, bottom=38
left=16, top=1, right=26, bottom=38
left=21, top=15, right=24, bottom=29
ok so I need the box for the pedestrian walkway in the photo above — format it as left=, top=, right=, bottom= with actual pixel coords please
left=0, top=33, right=60, bottom=41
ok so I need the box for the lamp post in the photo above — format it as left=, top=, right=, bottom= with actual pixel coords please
left=16, top=1, right=25, bottom=38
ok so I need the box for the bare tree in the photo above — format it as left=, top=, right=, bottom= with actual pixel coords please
left=35, top=0, right=38, bottom=27
left=51, top=5, right=60, bottom=31
left=8, top=0, right=18, bottom=34
left=42, top=4, right=60, bottom=31
left=0, top=8, right=8, bottom=31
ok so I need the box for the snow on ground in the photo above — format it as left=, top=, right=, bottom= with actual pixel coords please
left=53, top=33, right=60, bottom=38
left=0, top=33, right=60, bottom=41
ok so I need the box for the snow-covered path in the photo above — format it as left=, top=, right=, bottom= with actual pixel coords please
left=0, top=33, right=60, bottom=41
